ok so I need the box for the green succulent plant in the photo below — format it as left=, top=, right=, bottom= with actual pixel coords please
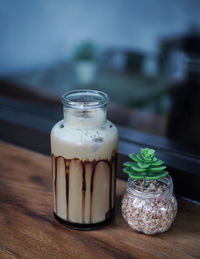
left=123, top=148, right=168, bottom=188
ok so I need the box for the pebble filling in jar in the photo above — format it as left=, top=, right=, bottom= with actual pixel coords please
left=51, top=90, right=118, bottom=229
left=122, top=177, right=177, bottom=235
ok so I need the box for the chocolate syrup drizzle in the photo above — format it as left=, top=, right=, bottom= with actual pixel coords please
left=65, top=160, right=70, bottom=220
left=52, top=151, right=117, bottom=224
left=82, top=162, right=86, bottom=223
left=54, top=157, right=58, bottom=213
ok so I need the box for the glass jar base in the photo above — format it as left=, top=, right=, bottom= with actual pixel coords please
left=54, top=212, right=114, bottom=231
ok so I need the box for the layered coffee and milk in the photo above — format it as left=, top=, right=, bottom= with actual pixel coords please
left=51, top=90, right=118, bottom=228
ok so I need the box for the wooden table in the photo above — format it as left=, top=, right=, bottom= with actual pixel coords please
left=0, top=141, right=200, bottom=259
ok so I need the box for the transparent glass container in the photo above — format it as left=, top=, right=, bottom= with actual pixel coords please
left=51, top=90, right=118, bottom=230
left=121, top=176, right=177, bottom=235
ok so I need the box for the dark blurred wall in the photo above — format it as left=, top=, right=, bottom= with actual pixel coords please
left=0, top=0, right=200, bottom=75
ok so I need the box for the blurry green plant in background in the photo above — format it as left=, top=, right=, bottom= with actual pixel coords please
left=72, top=41, right=97, bottom=61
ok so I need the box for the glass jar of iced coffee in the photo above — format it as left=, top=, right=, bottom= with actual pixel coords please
left=51, top=90, right=118, bottom=229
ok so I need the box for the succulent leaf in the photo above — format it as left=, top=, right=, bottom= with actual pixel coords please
left=131, top=165, right=147, bottom=172
left=151, top=157, right=157, bottom=162
left=128, top=172, right=144, bottom=180
left=129, top=153, right=139, bottom=162
left=149, top=166, right=166, bottom=173
left=123, top=161, right=137, bottom=167
left=144, top=157, right=157, bottom=163
left=123, top=167, right=134, bottom=174
left=136, top=154, right=144, bottom=162
left=137, top=162, right=150, bottom=169
left=146, top=171, right=168, bottom=180
left=150, top=159, right=164, bottom=166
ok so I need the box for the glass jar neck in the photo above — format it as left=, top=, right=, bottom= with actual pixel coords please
left=61, top=90, right=109, bottom=129
left=127, top=176, right=173, bottom=199
left=63, top=106, right=107, bottom=129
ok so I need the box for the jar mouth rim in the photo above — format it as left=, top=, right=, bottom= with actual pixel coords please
left=127, top=175, right=173, bottom=198
left=61, top=89, right=109, bottom=109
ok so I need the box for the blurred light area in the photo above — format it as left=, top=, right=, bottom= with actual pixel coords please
left=0, top=0, right=200, bottom=75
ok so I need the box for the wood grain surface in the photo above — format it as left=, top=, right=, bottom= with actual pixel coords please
left=0, top=141, right=199, bottom=259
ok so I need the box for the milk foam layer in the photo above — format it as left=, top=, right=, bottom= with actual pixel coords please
left=63, top=107, right=106, bottom=129
left=51, top=119, right=118, bottom=161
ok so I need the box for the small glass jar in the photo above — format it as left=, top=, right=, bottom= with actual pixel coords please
left=121, top=176, right=177, bottom=235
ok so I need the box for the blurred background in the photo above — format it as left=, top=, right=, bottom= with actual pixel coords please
left=0, top=0, right=200, bottom=152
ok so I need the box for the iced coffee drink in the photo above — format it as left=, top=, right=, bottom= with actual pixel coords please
left=51, top=90, right=118, bottom=229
